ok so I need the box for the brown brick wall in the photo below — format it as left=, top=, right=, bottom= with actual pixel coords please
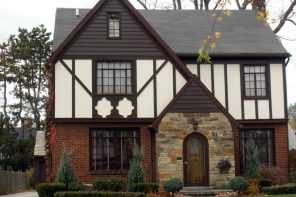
left=48, top=123, right=153, bottom=184
left=236, top=123, right=289, bottom=182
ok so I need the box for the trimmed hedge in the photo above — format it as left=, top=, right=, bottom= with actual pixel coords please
left=261, top=184, right=296, bottom=195
left=258, top=178, right=272, bottom=187
left=54, top=192, right=146, bottom=197
left=130, top=182, right=159, bottom=193
left=36, top=183, right=67, bottom=197
left=93, top=178, right=125, bottom=192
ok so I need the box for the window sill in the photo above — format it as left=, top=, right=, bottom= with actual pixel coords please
left=94, top=94, right=135, bottom=96
left=243, top=96, right=269, bottom=100
left=90, top=170, right=128, bottom=175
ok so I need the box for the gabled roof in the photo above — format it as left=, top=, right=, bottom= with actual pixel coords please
left=49, top=0, right=191, bottom=78
left=152, top=75, right=238, bottom=130
left=53, top=9, right=289, bottom=57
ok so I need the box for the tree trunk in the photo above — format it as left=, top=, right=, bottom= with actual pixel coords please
left=176, top=0, right=182, bottom=9
left=204, top=0, right=210, bottom=10
left=193, top=0, right=198, bottom=9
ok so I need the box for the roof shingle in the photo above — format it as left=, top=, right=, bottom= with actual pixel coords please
left=53, top=8, right=289, bottom=57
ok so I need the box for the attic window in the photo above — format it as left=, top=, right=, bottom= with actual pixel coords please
left=108, top=13, right=120, bottom=38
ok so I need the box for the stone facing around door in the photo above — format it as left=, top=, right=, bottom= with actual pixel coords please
left=156, top=113, right=235, bottom=187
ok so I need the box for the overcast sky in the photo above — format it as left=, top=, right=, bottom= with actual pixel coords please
left=0, top=0, right=295, bottom=105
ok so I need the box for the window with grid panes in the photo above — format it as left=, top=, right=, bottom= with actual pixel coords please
left=108, top=13, right=120, bottom=38
left=240, top=129, right=275, bottom=173
left=90, top=129, right=139, bottom=171
left=243, top=65, right=267, bottom=98
left=96, top=62, right=132, bottom=94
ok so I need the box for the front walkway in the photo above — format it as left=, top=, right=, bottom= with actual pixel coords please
left=0, top=191, right=38, bottom=197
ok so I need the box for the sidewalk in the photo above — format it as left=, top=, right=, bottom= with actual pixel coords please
left=0, top=191, right=38, bottom=197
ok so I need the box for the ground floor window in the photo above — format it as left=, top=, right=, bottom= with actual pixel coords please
left=90, top=129, right=139, bottom=171
left=240, top=129, right=275, bottom=172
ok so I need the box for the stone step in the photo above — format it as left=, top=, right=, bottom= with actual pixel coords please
left=180, top=188, right=234, bottom=197
left=181, top=186, right=214, bottom=191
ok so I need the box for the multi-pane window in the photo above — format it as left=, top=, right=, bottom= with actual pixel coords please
left=108, top=13, right=120, bottom=38
left=97, top=62, right=132, bottom=94
left=243, top=65, right=267, bottom=97
left=240, top=129, right=275, bottom=172
left=90, top=129, right=139, bottom=171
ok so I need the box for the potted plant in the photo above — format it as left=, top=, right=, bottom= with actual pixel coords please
left=216, top=159, right=232, bottom=174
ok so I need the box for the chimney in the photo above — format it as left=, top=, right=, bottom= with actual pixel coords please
left=76, top=8, right=80, bottom=17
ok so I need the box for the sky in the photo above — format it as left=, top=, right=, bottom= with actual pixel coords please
left=0, top=0, right=295, bottom=105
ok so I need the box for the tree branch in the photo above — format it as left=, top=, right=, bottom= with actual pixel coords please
left=235, top=0, right=242, bottom=9
left=213, top=0, right=222, bottom=10
left=136, top=0, right=148, bottom=9
left=287, top=18, right=296, bottom=26
left=274, top=0, right=296, bottom=34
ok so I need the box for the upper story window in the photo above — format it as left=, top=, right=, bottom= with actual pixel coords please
left=243, top=65, right=267, bottom=98
left=108, top=13, right=120, bottom=38
left=240, top=129, right=275, bottom=173
left=96, top=61, right=132, bottom=94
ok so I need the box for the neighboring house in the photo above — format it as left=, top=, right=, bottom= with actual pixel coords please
left=48, top=0, right=289, bottom=187
left=289, top=124, right=296, bottom=150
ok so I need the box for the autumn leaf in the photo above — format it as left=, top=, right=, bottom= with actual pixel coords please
left=211, top=42, right=217, bottom=49
left=217, top=16, right=223, bottom=22
left=224, top=10, right=232, bottom=17
left=215, top=32, right=221, bottom=39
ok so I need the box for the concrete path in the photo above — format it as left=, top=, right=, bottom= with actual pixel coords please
left=0, top=191, right=38, bottom=197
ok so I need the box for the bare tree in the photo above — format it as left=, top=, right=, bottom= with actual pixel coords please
left=273, top=0, right=296, bottom=34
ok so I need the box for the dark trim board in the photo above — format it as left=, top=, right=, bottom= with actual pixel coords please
left=237, top=119, right=288, bottom=125
left=52, top=118, right=155, bottom=124
left=72, top=59, right=75, bottom=118
left=224, top=64, right=229, bottom=111
left=60, top=59, right=92, bottom=96
left=153, top=60, right=157, bottom=118
left=180, top=56, right=287, bottom=64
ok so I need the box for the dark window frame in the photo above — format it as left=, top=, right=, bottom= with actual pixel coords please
left=242, top=64, right=269, bottom=99
left=107, top=12, right=121, bottom=39
left=89, top=128, right=140, bottom=174
left=95, top=61, right=134, bottom=95
left=239, top=128, right=275, bottom=174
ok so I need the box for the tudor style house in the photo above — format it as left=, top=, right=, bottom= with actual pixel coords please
left=48, top=0, right=290, bottom=187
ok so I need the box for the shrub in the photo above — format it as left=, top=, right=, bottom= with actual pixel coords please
left=130, top=182, right=159, bottom=194
left=128, top=147, right=145, bottom=189
left=164, top=178, right=183, bottom=195
left=258, top=178, right=272, bottom=187
left=227, top=176, right=249, bottom=193
left=259, top=165, right=286, bottom=185
left=216, top=159, right=232, bottom=171
left=36, top=183, right=67, bottom=197
left=54, top=191, right=146, bottom=197
left=56, top=150, right=76, bottom=189
left=289, top=149, right=296, bottom=183
left=93, top=178, right=125, bottom=192
left=243, top=179, right=260, bottom=196
left=261, top=184, right=296, bottom=195
left=244, top=139, right=259, bottom=178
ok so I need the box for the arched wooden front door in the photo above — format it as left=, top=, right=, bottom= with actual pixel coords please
left=183, top=132, right=209, bottom=186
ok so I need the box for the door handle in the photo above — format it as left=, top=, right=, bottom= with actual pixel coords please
left=184, top=161, right=188, bottom=165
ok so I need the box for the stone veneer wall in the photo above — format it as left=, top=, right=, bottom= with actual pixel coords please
left=157, top=113, right=235, bottom=187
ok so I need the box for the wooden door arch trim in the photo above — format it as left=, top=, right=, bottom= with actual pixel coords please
left=183, top=132, right=209, bottom=186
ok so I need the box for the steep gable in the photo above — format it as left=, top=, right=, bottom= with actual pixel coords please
left=153, top=75, right=237, bottom=128
left=60, top=0, right=163, bottom=57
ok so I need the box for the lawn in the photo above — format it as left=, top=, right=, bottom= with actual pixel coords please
left=246, top=195, right=296, bottom=197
